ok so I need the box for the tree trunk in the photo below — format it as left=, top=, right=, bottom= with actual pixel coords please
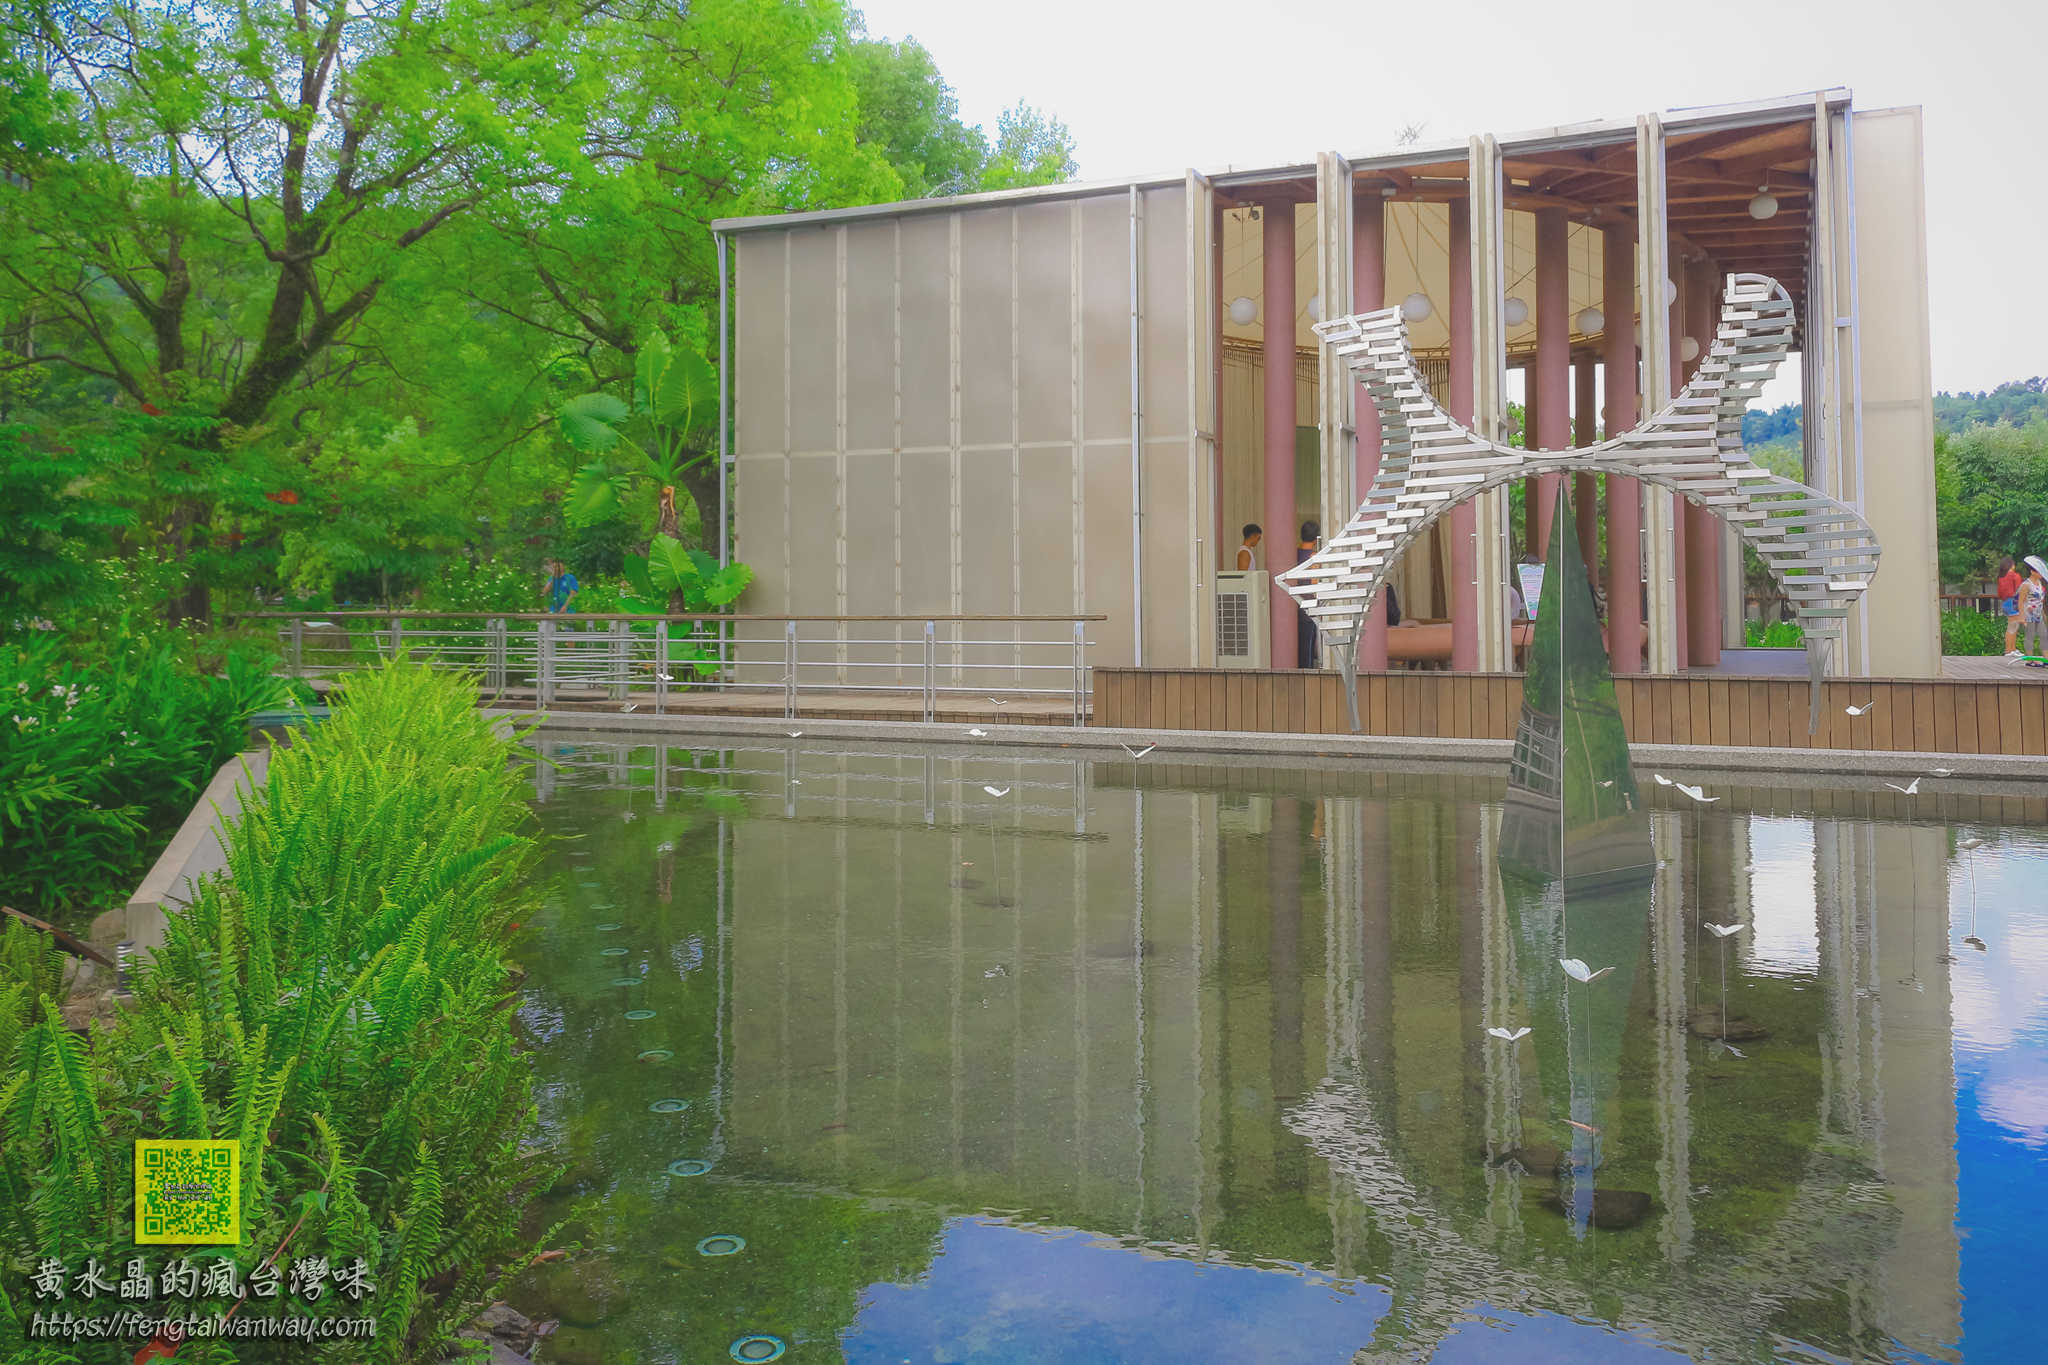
left=677, top=462, right=722, bottom=560
left=657, top=486, right=687, bottom=615
left=163, top=496, right=210, bottom=627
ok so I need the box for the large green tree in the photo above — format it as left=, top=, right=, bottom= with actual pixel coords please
left=0, top=0, right=1077, bottom=621
left=1934, top=416, right=2048, bottom=584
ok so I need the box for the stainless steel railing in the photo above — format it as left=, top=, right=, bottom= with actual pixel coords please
left=239, top=612, right=1101, bottom=725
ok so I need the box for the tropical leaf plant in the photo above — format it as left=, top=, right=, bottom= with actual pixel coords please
left=557, top=331, right=720, bottom=602
left=613, top=535, right=754, bottom=678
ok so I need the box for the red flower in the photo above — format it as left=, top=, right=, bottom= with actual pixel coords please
left=140, top=402, right=163, bottom=417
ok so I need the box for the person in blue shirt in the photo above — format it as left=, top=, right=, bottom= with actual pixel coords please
left=545, top=559, right=579, bottom=614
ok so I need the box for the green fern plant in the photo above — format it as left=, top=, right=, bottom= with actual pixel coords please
left=0, top=660, right=554, bottom=1362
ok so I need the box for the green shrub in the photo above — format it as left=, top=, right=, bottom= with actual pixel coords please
left=1744, top=619, right=1806, bottom=648
left=0, top=661, right=554, bottom=1362
left=0, top=636, right=289, bottom=922
left=418, top=556, right=539, bottom=616
left=1942, top=607, right=2007, bottom=656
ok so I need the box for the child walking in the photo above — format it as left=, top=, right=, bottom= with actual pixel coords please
left=2022, top=556, right=2048, bottom=660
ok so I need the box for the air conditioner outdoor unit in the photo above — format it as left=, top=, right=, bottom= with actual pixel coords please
left=1214, top=570, right=1268, bottom=669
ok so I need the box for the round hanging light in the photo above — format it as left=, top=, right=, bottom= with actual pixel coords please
left=1575, top=306, right=1604, bottom=334
left=1307, top=293, right=1322, bottom=323
left=1664, top=278, right=1678, bottom=308
left=1228, top=296, right=1257, bottom=327
left=1503, top=296, right=1528, bottom=327
left=1748, top=188, right=1779, bottom=220
left=1401, top=292, right=1433, bottom=322
left=1679, top=336, right=1701, bottom=362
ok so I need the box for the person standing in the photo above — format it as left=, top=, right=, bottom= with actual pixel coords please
left=2022, top=556, right=2048, bottom=660
left=1235, top=524, right=1263, bottom=572
left=1296, top=520, right=1320, bottom=669
left=1997, top=556, right=2022, bottom=656
left=545, top=558, right=580, bottom=614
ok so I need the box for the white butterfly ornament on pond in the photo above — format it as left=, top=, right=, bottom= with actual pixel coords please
left=1485, top=1026, right=1532, bottom=1042
left=983, top=785, right=1010, bottom=798
left=1884, top=777, right=1920, bottom=795
left=967, top=727, right=988, bottom=737
left=1120, top=743, right=1157, bottom=759
left=1845, top=700, right=1878, bottom=716
left=1651, top=773, right=1674, bottom=786
left=1705, top=922, right=1744, bottom=938
left=1560, top=958, right=1614, bottom=983
left=1674, top=783, right=1719, bottom=804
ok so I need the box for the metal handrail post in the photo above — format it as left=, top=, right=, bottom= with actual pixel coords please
left=488, top=619, right=507, bottom=692
left=784, top=621, right=797, bottom=720
left=390, top=614, right=403, bottom=661
left=923, top=620, right=936, bottom=722
left=538, top=619, right=554, bottom=706
left=655, top=621, right=669, bottom=715
left=289, top=618, right=304, bottom=678
left=608, top=619, right=628, bottom=701
left=1072, top=622, right=1085, bottom=726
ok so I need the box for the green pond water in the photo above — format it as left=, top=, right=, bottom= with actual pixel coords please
left=507, top=736, right=2048, bottom=1364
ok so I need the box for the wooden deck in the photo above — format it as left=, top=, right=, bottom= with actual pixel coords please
left=1091, top=668, right=2048, bottom=755
left=1942, top=654, right=2048, bottom=681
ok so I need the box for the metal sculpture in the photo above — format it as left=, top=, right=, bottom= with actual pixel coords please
left=1278, top=274, right=1879, bottom=730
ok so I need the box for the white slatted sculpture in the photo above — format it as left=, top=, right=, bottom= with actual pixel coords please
left=1281, top=274, right=1877, bottom=728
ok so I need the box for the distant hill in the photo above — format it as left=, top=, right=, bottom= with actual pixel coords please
left=1737, top=378, right=2046, bottom=449
left=1934, top=378, right=2046, bottom=431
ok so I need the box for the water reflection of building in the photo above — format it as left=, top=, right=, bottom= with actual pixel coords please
left=565, top=741, right=1965, bottom=1360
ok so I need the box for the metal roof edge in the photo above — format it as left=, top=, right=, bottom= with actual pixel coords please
left=711, top=170, right=1189, bottom=233
left=713, top=88, right=1858, bottom=234
left=1346, top=89, right=1854, bottom=166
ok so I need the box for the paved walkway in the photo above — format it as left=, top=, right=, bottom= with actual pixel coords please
left=1941, top=655, right=2048, bottom=681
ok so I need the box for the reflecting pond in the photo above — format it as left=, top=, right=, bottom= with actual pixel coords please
left=509, top=736, right=2048, bottom=1364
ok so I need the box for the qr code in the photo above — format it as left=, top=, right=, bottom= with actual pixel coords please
left=134, top=1141, right=241, bottom=1245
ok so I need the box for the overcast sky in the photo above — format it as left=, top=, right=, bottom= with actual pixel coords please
left=856, top=0, right=2044, bottom=400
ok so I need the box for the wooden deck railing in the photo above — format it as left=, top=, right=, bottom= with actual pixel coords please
left=1091, top=668, right=2048, bottom=755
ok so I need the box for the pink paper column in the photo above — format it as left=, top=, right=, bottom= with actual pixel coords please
left=1264, top=199, right=1299, bottom=670
left=1532, top=208, right=1570, bottom=553
left=1354, top=194, right=1389, bottom=671
left=1684, top=257, right=1723, bottom=667
left=1574, top=354, right=1599, bottom=585
left=1602, top=225, right=1642, bottom=674
left=1523, top=366, right=1540, bottom=552
left=1522, top=366, right=1539, bottom=550
left=1448, top=197, right=1477, bottom=672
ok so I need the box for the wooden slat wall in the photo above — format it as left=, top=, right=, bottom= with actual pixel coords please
left=1090, top=669, right=2048, bottom=755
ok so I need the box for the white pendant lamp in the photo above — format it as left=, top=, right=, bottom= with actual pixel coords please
left=1679, top=336, right=1701, bottom=362
left=1575, top=306, right=1604, bottom=334
left=1228, top=296, right=1257, bottom=327
left=1503, top=296, right=1529, bottom=327
left=1307, top=293, right=1322, bottom=323
left=1749, top=172, right=1779, bottom=221
left=1665, top=278, right=1678, bottom=308
left=1401, top=292, right=1433, bottom=322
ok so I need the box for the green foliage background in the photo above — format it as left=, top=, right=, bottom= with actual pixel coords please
left=0, top=632, right=291, bottom=922
left=0, top=1, right=1076, bottom=623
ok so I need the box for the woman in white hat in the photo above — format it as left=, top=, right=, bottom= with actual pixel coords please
left=2021, top=555, right=2048, bottom=660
